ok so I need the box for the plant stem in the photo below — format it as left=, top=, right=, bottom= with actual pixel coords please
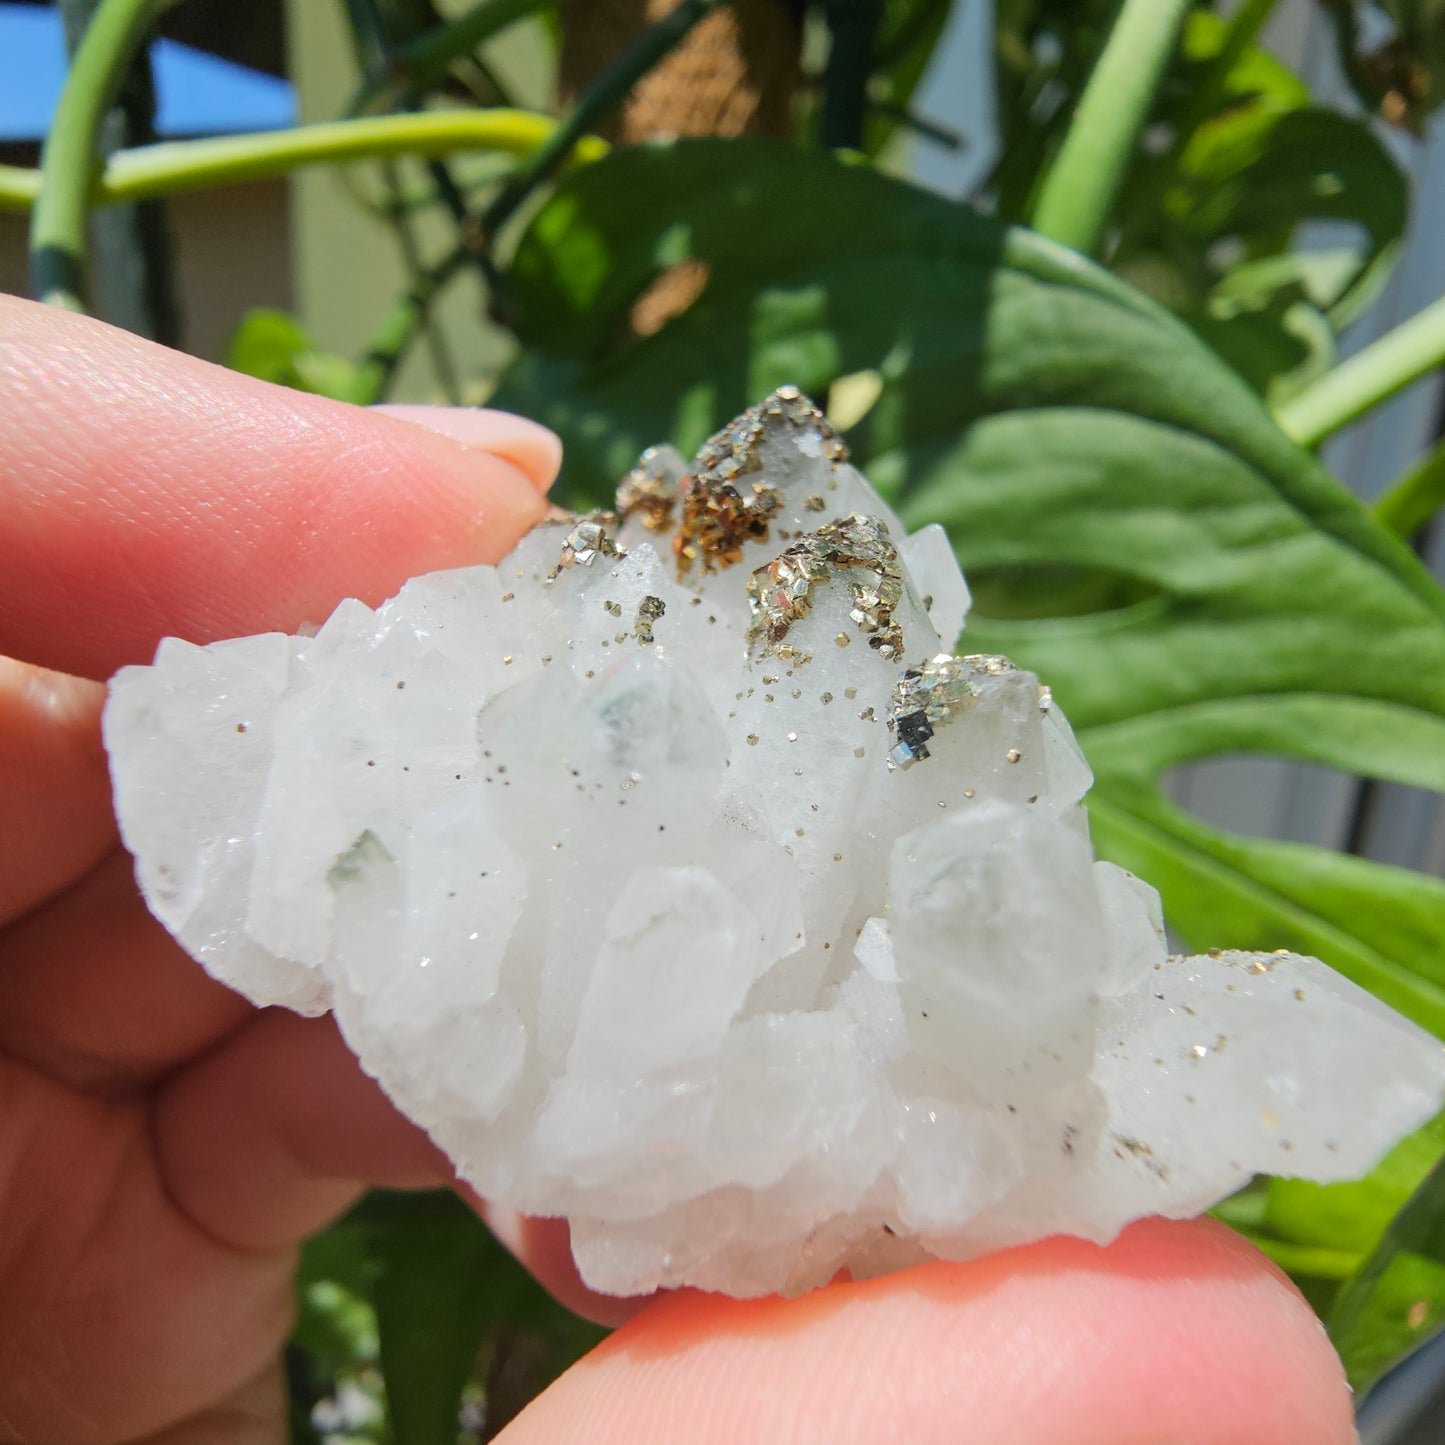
left=1274, top=292, right=1445, bottom=447
left=0, top=111, right=606, bottom=215
left=0, top=167, right=41, bottom=210
left=453, top=48, right=523, bottom=110
left=111, top=110, right=603, bottom=199
left=867, top=100, right=963, bottom=150
left=477, top=0, right=719, bottom=243
left=381, top=159, right=464, bottom=402
left=30, top=0, right=177, bottom=311
left=343, top=0, right=483, bottom=397
left=342, top=0, right=392, bottom=75
left=331, top=152, right=521, bottom=219
left=822, top=0, right=883, bottom=151
left=1108, top=0, right=1280, bottom=259
left=1173, top=0, right=1280, bottom=144
left=1029, top=0, right=1191, bottom=256
left=356, top=0, right=555, bottom=112
left=1373, top=436, right=1445, bottom=540
left=873, top=0, right=948, bottom=68
left=60, top=0, right=181, bottom=343
left=354, top=246, right=473, bottom=404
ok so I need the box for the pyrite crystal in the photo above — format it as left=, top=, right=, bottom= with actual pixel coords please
left=105, top=389, right=1445, bottom=1298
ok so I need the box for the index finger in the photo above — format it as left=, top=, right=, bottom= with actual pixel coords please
left=0, top=293, right=555, bottom=680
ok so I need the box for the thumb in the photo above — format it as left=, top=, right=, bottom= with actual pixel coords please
left=0, top=294, right=556, bottom=679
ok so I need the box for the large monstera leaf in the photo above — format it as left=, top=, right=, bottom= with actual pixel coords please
left=492, top=139, right=1445, bottom=1039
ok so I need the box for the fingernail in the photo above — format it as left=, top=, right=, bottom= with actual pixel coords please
left=371, top=404, right=562, bottom=494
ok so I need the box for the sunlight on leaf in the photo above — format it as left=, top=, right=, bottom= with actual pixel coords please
left=1332, top=1155, right=1445, bottom=1393
left=495, top=138, right=1445, bottom=1040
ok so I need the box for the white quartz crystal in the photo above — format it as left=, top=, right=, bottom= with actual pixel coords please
left=105, top=388, right=1445, bottom=1297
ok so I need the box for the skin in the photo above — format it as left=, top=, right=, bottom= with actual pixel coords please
left=0, top=292, right=1356, bottom=1444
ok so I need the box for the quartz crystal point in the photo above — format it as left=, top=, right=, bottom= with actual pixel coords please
left=106, top=387, right=1445, bottom=1298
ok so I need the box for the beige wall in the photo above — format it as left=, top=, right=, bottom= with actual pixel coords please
left=0, top=179, right=293, bottom=365
left=286, top=0, right=553, bottom=402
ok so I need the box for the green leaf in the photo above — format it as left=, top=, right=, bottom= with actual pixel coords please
left=289, top=1220, right=385, bottom=1442
left=1207, top=1111, right=1445, bottom=1337
left=225, top=307, right=370, bottom=404
left=294, top=1220, right=381, bottom=1376
left=292, top=350, right=373, bottom=403
left=357, top=1191, right=513, bottom=1445
left=1177, top=280, right=1335, bottom=406
left=1168, top=106, right=1407, bottom=327
left=1376, top=435, right=1445, bottom=541
left=492, top=139, right=1445, bottom=1056
left=1175, top=6, right=1310, bottom=113
left=1268, top=1113, right=1445, bottom=1257
left=225, top=307, right=313, bottom=384
left=340, top=1191, right=606, bottom=1442
left=1093, top=9, right=1407, bottom=399
left=1331, top=1155, right=1445, bottom=1392
left=1115, top=102, right=1407, bottom=403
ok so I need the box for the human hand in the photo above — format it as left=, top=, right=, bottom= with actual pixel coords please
left=0, top=293, right=1354, bottom=1444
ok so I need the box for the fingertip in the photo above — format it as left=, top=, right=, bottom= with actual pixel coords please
left=370, top=405, right=563, bottom=494
left=0, top=303, right=553, bottom=675
left=501, top=1217, right=1355, bottom=1445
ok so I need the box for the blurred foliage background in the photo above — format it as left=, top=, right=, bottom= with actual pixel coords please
left=7, top=0, right=1445, bottom=1437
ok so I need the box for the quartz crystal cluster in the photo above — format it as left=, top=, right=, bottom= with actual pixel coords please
left=106, top=388, right=1445, bottom=1298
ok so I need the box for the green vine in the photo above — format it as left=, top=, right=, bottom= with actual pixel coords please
left=1029, top=0, right=1192, bottom=257
left=1374, top=437, right=1445, bottom=540
left=0, top=167, right=42, bottom=210
left=1275, top=292, right=1445, bottom=448
left=2, top=111, right=604, bottom=214
left=29, top=0, right=177, bottom=310
left=354, top=245, right=474, bottom=404
left=354, top=0, right=555, bottom=113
